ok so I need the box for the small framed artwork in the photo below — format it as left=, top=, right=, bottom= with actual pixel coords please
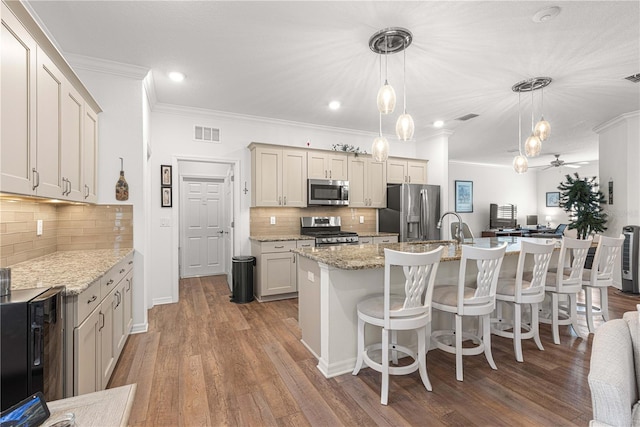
left=161, top=187, right=172, bottom=208
left=455, top=180, right=473, bottom=213
left=161, top=165, right=172, bottom=186
left=546, top=191, right=560, bottom=207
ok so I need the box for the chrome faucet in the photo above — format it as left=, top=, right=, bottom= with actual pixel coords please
left=437, top=211, right=464, bottom=243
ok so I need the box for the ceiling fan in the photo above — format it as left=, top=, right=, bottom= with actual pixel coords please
left=538, top=154, right=585, bottom=170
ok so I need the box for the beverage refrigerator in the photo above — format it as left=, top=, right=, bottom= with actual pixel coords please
left=1, top=287, right=64, bottom=410
left=379, top=183, right=441, bottom=242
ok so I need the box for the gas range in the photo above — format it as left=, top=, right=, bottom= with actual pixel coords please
left=300, top=216, right=359, bottom=247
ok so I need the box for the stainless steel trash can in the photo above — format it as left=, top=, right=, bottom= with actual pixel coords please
left=231, top=256, right=255, bottom=303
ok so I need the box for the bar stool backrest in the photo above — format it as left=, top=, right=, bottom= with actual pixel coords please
left=457, top=244, right=507, bottom=314
left=589, top=234, right=625, bottom=285
left=556, top=236, right=593, bottom=290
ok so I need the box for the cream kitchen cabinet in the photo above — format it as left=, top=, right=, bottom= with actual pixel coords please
left=250, top=144, right=307, bottom=207
left=67, top=255, right=133, bottom=396
left=307, top=151, right=348, bottom=180
left=348, top=156, right=387, bottom=208
left=0, top=1, right=101, bottom=202
left=386, top=158, right=428, bottom=184
left=251, top=240, right=297, bottom=301
left=83, top=105, right=99, bottom=202
left=374, top=235, right=398, bottom=244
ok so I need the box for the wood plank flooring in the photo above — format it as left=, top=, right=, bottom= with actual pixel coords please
left=108, top=276, right=640, bottom=426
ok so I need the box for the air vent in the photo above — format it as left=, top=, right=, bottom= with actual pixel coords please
left=455, top=113, right=479, bottom=121
left=625, top=73, right=640, bottom=83
left=194, top=125, right=220, bottom=142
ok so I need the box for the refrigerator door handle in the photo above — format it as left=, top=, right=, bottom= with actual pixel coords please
left=419, top=189, right=429, bottom=239
left=31, top=322, right=42, bottom=367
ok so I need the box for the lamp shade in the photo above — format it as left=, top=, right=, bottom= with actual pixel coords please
left=377, top=82, right=396, bottom=114
left=513, top=154, right=528, bottom=174
left=396, top=113, right=414, bottom=141
left=535, top=117, right=551, bottom=141
left=524, top=134, right=542, bottom=157
left=371, top=136, right=389, bottom=162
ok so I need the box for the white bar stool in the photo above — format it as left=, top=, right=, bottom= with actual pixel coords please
left=491, top=240, right=555, bottom=362
left=431, top=243, right=507, bottom=382
left=352, top=246, right=444, bottom=405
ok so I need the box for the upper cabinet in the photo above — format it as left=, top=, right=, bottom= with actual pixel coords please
left=386, top=158, right=428, bottom=184
left=83, top=106, right=99, bottom=203
left=0, top=1, right=101, bottom=202
left=348, top=156, right=387, bottom=208
left=250, top=144, right=307, bottom=207
left=307, top=151, right=348, bottom=180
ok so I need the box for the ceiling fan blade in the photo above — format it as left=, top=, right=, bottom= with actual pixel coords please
left=564, top=164, right=581, bottom=169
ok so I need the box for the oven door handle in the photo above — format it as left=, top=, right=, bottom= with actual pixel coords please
left=32, top=322, right=42, bottom=367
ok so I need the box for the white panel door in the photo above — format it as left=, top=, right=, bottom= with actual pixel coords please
left=181, top=178, right=225, bottom=278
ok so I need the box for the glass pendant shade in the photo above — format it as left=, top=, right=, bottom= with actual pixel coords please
left=396, top=113, right=414, bottom=141
left=371, top=135, right=389, bottom=162
left=513, top=154, right=528, bottom=174
left=534, top=117, right=551, bottom=141
left=377, top=81, right=396, bottom=114
left=524, top=134, right=542, bottom=157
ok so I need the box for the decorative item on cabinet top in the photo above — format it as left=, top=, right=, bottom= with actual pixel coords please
left=332, top=144, right=366, bottom=156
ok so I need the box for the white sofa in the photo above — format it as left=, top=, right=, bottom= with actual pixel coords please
left=588, top=308, right=640, bottom=426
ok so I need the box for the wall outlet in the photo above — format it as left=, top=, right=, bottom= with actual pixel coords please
left=307, top=271, right=314, bottom=282
left=359, top=216, right=364, bottom=224
left=270, top=216, right=276, bottom=225
left=160, top=217, right=171, bottom=227
left=36, top=219, right=43, bottom=236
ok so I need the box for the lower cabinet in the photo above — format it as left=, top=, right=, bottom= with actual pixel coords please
left=66, top=255, right=133, bottom=396
left=359, top=235, right=399, bottom=244
left=251, top=240, right=297, bottom=301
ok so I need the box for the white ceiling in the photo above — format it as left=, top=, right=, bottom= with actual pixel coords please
left=26, top=1, right=640, bottom=167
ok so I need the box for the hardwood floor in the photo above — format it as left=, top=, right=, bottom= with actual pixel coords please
left=109, top=276, right=640, bottom=426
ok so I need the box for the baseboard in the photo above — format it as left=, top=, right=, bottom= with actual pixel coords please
left=131, top=322, right=148, bottom=334
left=317, top=357, right=357, bottom=379
left=152, top=296, right=175, bottom=306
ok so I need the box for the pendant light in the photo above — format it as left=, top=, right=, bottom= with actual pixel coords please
left=372, top=112, right=389, bottom=162
left=524, top=87, right=542, bottom=157
left=513, top=91, right=528, bottom=174
left=376, top=35, right=396, bottom=114
left=395, top=39, right=414, bottom=141
left=534, top=86, right=551, bottom=141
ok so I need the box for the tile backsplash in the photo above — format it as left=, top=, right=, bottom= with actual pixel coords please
left=0, top=198, right=133, bottom=267
left=250, top=207, right=377, bottom=236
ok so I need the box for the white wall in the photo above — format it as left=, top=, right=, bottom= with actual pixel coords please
left=448, top=162, right=537, bottom=237
left=596, top=111, right=640, bottom=235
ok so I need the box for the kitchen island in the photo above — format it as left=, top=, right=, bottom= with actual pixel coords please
left=294, top=237, right=555, bottom=378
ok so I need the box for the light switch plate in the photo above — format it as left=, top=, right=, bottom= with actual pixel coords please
left=270, top=216, right=276, bottom=225
left=359, top=216, right=364, bottom=224
left=160, top=217, right=171, bottom=227
left=36, top=220, right=43, bottom=236
left=307, top=271, right=314, bottom=282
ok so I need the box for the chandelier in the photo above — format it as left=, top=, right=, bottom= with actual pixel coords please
left=369, top=27, right=414, bottom=161
left=511, top=77, right=552, bottom=173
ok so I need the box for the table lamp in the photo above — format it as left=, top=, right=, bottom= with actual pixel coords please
left=545, top=216, right=552, bottom=227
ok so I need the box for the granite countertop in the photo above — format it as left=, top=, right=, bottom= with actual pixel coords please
left=292, top=237, right=555, bottom=270
left=249, top=234, right=314, bottom=242
left=357, top=232, right=398, bottom=238
left=9, top=248, right=134, bottom=296
left=45, top=384, right=136, bottom=427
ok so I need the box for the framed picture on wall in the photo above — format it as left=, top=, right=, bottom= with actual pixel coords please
left=161, top=187, right=172, bottom=208
left=455, top=180, right=473, bottom=213
left=161, top=165, right=172, bottom=186
left=546, top=191, right=560, bottom=207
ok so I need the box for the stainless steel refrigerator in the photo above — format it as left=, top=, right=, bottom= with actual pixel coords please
left=379, top=184, right=441, bottom=242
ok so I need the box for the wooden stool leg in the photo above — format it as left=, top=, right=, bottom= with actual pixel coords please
left=352, top=316, right=365, bottom=375
left=513, top=303, right=523, bottom=362
left=531, top=303, right=544, bottom=351
left=381, top=328, right=390, bottom=405
left=455, top=314, right=464, bottom=382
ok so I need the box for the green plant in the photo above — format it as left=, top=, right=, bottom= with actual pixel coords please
left=557, top=173, right=607, bottom=239
left=332, top=143, right=366, bottom=156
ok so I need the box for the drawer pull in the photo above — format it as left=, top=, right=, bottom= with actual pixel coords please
left=128, top=260, right=133, bottom=265
left=106, top=279, right=114, bottom=286
left=274, top=245, right=285, bottom=249
left=119, top=268, right=125, bottom=274
left=87, top=295, right=97, bottom=304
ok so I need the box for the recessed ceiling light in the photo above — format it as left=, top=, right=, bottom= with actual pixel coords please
left=532, top=6, right=561, bottom=23
left=329, top=101, right=341, bottom=110
left=433, top=120, right=444, bottom=128
left=168, top=71, right=185, bottom=82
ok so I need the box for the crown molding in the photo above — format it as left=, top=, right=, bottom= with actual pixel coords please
left=65, top=53, right=150, bottom=80
left=151, top=103, right=381, bottom=138
left=593, top=110, right=640, bottom=133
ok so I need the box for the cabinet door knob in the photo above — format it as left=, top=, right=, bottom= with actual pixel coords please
left=106, top=279, right=114, bottom=286
left=88, top=295, right=97, bottom=304
left=32, top=168, right=40, bottom=190
left=283, top=196, right=287, bottom=205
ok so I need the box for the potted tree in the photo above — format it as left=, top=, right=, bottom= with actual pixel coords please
left=557, top=173, right=607, bottom=239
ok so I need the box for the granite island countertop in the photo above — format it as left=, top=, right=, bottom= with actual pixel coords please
left=249, top=232, right=398, bottom=242
left=292, top=236, right=555, bottom=270
left=8, top=248, right=134, bottom=295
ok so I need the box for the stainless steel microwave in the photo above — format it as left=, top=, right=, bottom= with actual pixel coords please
left=307, top=179, right=349, bottom=206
